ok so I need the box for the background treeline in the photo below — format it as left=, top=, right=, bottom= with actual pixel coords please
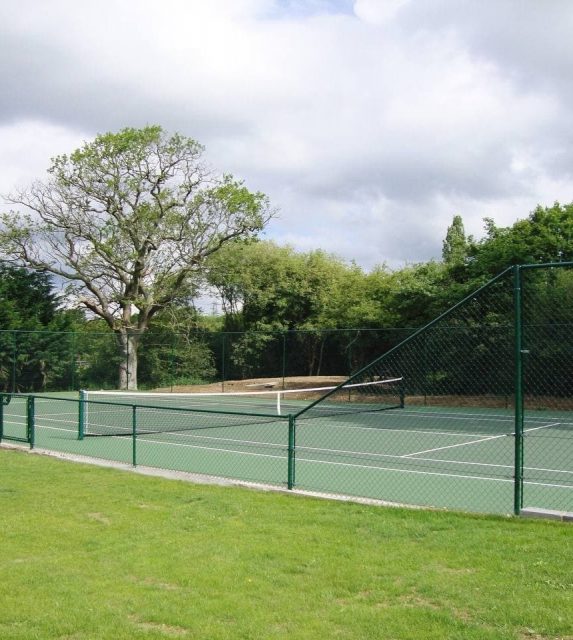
left=1, top=202, right=572, bottom=391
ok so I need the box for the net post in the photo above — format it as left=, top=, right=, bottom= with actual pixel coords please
left=132, top=405, right=137, bottom=467
left=78, top=390, right=86, bottom=440
left=513, top=265, right=524, bottom=515
left=287, top=415, right=296, bottom=490
left=27, top=395, right=35, bottom=449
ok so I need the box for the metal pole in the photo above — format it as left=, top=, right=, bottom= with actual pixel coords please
left=27, top=396, right=35, bottom=449
left=132, top=405, right=137, bottom=467
left=513, top=265, right=524, bottom=515
left=287, top=415, right=296, bottom=490
left=78, top=390, right=86, bottom=440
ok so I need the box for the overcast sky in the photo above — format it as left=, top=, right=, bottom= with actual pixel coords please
left=1, top=0, right=572, bottom=271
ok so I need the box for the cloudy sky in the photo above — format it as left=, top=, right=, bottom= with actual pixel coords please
left=1, top=0, right=572, bottom=270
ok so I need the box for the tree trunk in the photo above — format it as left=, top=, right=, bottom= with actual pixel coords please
left=117, top=330, right=139, bottom=390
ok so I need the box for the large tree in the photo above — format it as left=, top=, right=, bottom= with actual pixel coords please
left=0, top=126, right=273, bottom=389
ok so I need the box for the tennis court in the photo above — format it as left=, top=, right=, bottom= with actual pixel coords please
left=2, top=388, right=571, bottom=515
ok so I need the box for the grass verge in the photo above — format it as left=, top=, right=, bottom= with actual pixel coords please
left=0, top=447, right=571, bottom=640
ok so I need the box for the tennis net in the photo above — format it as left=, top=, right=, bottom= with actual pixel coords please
left=79, top=377, right=404, bottom=438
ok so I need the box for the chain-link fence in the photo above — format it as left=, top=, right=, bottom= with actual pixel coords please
left=0, top=327, right=414, bottom=393
left=1, top=264, right=572, bottom=516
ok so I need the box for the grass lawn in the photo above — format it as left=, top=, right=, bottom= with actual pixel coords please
left=0, top=447, right=571, bottom=640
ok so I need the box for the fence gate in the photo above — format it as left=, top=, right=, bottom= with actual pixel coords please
left=0, top=395, right=34, bottom=446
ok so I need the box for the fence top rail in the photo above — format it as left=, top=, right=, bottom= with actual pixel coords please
left=2, top=392, right=291, bottom=420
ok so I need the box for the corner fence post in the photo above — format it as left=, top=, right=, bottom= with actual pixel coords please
left=513, top=265, right=524, bottom=515
left=287, top=415, right=296, bottom=490
left=132, top=405, right=137, bottom=467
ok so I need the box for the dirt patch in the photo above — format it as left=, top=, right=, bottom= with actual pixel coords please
left=155, top=376, right=347, bottom=394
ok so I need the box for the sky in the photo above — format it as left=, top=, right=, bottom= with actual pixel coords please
left=1, top=0, right=572, bottom=271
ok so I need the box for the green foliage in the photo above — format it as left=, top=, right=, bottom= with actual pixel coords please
left=469, top=202, right=573, bottom=276
left=442, top=214, right=469, bottom=265
left=0, top=265, right=82, bottom=391
left=206, top=242, right=404, bottom=377
left=207, top=241, right=392, bottom=333
left=138, top=310, right=217, bottom=389
left=384, top=261, right=450, bottom=327
left=0, top=264, right=60, bottom=329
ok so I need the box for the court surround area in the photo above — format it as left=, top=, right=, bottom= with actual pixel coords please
left=1, top=381, right=571, bottom=516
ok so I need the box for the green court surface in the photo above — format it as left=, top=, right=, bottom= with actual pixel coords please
left=1, top=393, right=572, bottom=515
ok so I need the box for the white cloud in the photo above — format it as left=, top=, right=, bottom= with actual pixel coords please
left=0, top=121, right=88, bottom=195
left=354, top=0, right=410, bottom=25
left=0, top=0, right=571, bottom=270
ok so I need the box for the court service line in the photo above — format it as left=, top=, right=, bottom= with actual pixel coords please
left=401, top=408, right=573, bottom=427
left=523, top=479, right=573, bottom=490
left=524, top=422, right=561, bottom=433
left=28, top=425, right=573, bottom=490
left=295, top=455, right=513, bottom=483
left=297, top=443, right=512, bottom=470
left=136, top=437, right=286, bottom=460
left=402, top=432, right=509, bottom=457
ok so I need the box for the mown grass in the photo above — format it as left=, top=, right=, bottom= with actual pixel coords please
left=0, top=447, right=571, bottom=640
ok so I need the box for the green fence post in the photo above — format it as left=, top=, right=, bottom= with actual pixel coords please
left=287, top=415, right=296, bottom=489
left=78, top=390, right=86, bottom=440
left=132, top=405, right=137, bottom=467
left=27, top=396, right=35, bottom=450
left=513, top=265, right=524, bottom=515
left=0, top=395, right=4, bottom=442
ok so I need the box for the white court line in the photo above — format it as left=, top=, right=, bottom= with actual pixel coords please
left=98, top=434, right=511, bottom=484
left=298, top=444, right=512, bottom=470
left=35, top=423, right=573, bottom=478
left=29, top=424, right=573, bottom=490
left=31, top=424, right=79, bottom=434
left=399, top=409, right=514, bottom=423
left=296, top=456, right=572, bottom=490
left=303, top=420, right=506, bottom=438
left=139, top=432, right=284, bottom=450
left=524, top=422, right=561, bottom=433
left=294, top=455, right=514, bottom=483
left=402, top=433, right=509, bottom=457
left=524, top=465, right=573, bottom=476
left=402, top=422, right=564, bottom=458
left=523, top=480, right=573, bottom=490
left=136, top=437, right=286, bottom=460
left=400, top=408, right=573, bottom=428
left=76, top=425, right=284, bottom=450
